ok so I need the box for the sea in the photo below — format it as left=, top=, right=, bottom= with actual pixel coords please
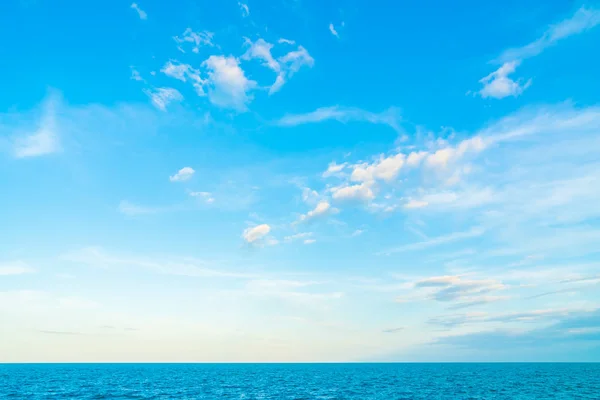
left=1, top=363, right=599, bottom=399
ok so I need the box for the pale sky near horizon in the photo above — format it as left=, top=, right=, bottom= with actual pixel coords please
left=1, top=0, right=600, bottom=362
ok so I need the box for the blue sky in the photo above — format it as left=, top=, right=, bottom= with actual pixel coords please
left=1, top=0, right=600, bottom=362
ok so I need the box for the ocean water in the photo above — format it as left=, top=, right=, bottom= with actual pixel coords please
left=1, top=363, right=599, bottom=399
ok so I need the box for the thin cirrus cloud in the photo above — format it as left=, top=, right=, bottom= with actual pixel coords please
left=275, top=106, right=402, bottom=132
left=478, top=6, right=600, bottom=99
left=496, top=7, right=600, bottom=63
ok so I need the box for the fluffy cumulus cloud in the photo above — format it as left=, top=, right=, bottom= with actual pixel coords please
left=202, top=55, right=257, bottom=111
left=169, top=167, right=195, bottom=182
left=331, top=183, right=375, bottom=202
left=242, top=224, right=271, bottom=243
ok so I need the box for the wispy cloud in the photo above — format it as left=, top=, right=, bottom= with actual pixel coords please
left=242, top=38, right=314, bottom=95
left=497, top=7, right=600, bottom=63
left=143, top=87, right=183, bottom=111
left=62, top=247, right=254, bottom=279
left=130, top=3, right=147, bottom=20
left=329, top=23, right=339, bottom=38
left=275, top=106, right=402, bottom=132
left=238, top=2, right=250, bottom=17
left=173, top=28, right=214, bottom=53
left=0, top=261, right=35, bottom=276
left=13, top=96, right=61, bottom=158
left=380, top=227, right=485, bottom=255
left=478, top=7, right=600, bottom=99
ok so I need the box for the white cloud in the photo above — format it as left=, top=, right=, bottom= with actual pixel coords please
left=130, top=67, right=144, bottom=81
left=143, top=87, right=183, bottom=111
left=331, top=183, right=375, bottom=202
left=160, top=61, right=207, bottom=96
left=130, top=3, right=147, bottom=20
left=284, top=232, right=313, bottom=242
left=160, top=61, right=190, bottom=81
left=404, top=199, right=428, bottom=209
left=498, top=7, right=600, bottom=63
left=276, top=106, right=401, bottom=131
left=299, top=201, right=337, bottom=222
left=479, top=61, right=531, bottom=99
left=351, top=154, right=406, bottom=183
left=0, top=261, right=35, bottom=276
left=478, top=7, right=600, bottom=100
left=238, top=2, right=250, bottom=17
left=240, top=38, right=314, bottom=95
left=329, top=23, right=339, bottom=38
left=202, top=55, right=257, bottom=111
left=270, top=46, right=315, bottom=94
left=169, top=167, right=195, bottom=182
left=174, top=28, right=214, bottom=53
left=278, top=38, right=296, bottom=45
left=189, top=191, right=214, bottom=204
left=322, top=161, right=347, bottom=177
left=13, top=96, right=60, bottom=158
left=425, top=136, right=486, bottom=170
left=304, top=239, right=316, bottom=245
left=242, top=38, right=280, bottom=72
left=301, top=187, right=319, bottom=204
left=243, top=224, right=271, bottom=243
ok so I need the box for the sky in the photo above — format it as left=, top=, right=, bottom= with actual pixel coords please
left=0, top=0, right=600, bottom=362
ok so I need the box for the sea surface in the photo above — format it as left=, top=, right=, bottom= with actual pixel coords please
left=1, top=363, right=599, bottom=399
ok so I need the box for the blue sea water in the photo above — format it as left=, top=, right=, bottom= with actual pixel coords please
left=1, top=363, right=599, bottom=399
